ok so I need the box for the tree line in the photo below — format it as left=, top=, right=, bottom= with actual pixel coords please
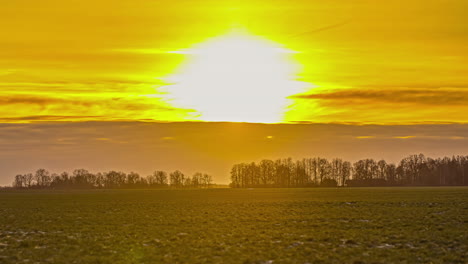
left=12, top=169, right=213, bottom=189
left=230, top=154, right=468, bottom=187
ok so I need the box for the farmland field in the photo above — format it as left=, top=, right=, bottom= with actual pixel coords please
left=0, top=187, right=466, bottom=264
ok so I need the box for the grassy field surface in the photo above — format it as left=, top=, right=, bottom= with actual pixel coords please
left=0, top=187, right=466, bottom=263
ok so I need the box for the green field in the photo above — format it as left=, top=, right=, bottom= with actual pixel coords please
left=0, top=188, right=466, bottom=264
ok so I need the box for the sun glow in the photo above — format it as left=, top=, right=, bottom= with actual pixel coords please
left=162, top=31, right=306, bottom=123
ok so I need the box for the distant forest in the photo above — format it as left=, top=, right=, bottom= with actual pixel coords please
left=11, top=169, right=213, bottom=189
left=8, top=154, right=468, bottom=189
left=230, top=154, right=468, bottom=187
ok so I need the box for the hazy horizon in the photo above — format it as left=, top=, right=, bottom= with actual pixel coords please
left=1, top=121, right=467, bottom=186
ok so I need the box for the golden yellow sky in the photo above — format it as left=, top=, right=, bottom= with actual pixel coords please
left=1, top=0, right=468, bottom=123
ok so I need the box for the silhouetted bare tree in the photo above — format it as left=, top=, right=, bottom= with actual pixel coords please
left=12, top=168, right=212, bottom=189
left=230, top=154, right=468, bottom=187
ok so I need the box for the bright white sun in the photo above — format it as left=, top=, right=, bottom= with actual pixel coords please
left=163, top=31, right=306, bottom=123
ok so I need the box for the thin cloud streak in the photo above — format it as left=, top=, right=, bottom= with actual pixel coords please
left=292, top=88, right=468, bottom=106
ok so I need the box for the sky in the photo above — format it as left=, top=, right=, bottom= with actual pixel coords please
left=0, top=0, right=467, bottom=184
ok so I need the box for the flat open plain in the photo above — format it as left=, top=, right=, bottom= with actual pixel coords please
left=0, top=187, right=466, bottom=263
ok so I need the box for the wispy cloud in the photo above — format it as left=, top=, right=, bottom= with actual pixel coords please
left=287, top=86, right=468, bottom=124
left=356, top=136, right=376, bottom=139
left=0, top=93, right=192, bottom=123
left=292, top=88, right=468, bottom=106
left=393, top=136, right=417, bottom=139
